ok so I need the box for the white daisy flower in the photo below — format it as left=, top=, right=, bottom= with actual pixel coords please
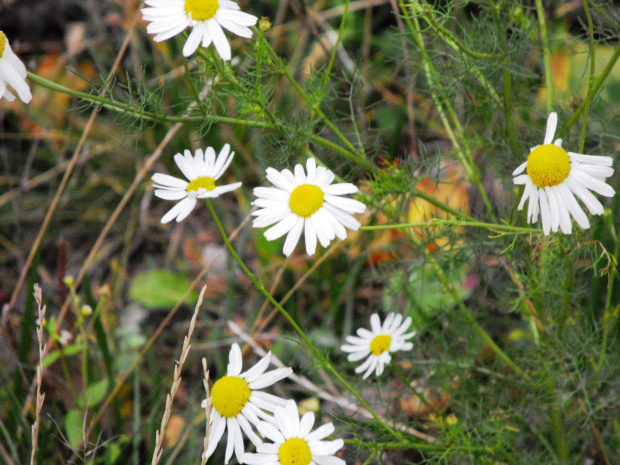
left=341, top=313, right=415, bottom=379
left=252, top=158, right=366, bottom=256
left=513, top=112, right=615, bottom=235
left=152, top=144, right=242, bottom=224
left=201, top=343, right=293, bottom=464
left=141, top=0, right=258, bottom=60
left=243, top=399, right=345, bottom=465
left=0, top=31, right=32, bottom=103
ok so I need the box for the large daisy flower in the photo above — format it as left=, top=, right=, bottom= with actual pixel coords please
left=513, top=112, right=615, bottom=235
left=201, top=343, right=293, bottom=464
left=152, top=144, right=242, bottom=224
left=341, top=313, right=415, bottom=379
left=252, top=158, right=366, bottom=256
left=243, top=399, right=345, bottom=465
left=0, top=31, right=32, bottom=103
left=142, top=0, right=258, bottom=60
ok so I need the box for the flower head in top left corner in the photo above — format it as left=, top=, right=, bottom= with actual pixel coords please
left=152, top=144, right=242, bottom=224
left=0, top=31, right=32, bottom=103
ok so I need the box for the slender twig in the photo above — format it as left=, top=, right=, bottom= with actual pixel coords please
left=151, top=286, right=206, bottom=465
left=9, top=13, right=140, bottom=311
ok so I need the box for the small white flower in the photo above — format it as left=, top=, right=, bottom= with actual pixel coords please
left=513, top=112, right=615, bottom=235
left=152, top=144, right=242, bottom=224
left=252, top=158, right=366, bottom=256
left=341, top=313, right=415, bottom=379
left=141, top=0, right=258, bottom=60
left=243, top=399, right=345, bottom=465
left=201, top=343, right=293, bottom=464
left=0, top=31, right=32, bottom=103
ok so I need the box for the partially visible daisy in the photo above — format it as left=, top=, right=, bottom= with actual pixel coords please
left=142, top=0, right=258, bottom=60
left=152, top=144, right=242, bottom=224
left=0, top=31, right=32, bottom=103
left=252, top=158, right=366, bottom=256
left=201, top=343, right=293, bottom=464
left=513, top=112, right=615, bottom=235
left=243, top=399, right=345, bottom=465
left=341, top=313, right=415, bottom=379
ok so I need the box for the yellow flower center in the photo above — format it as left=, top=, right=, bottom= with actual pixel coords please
left=0, top=31, right=6, bottom=58
left=184, top=0, right=219, bottom=21
left=187, top=176, right=216, bottom=193
left=289, top=184, right=324, bottom=218
left=526, top=144, right=571, bottom=188
left=210, top=376, right=251, bottom=418
left=278, top=438, right=312, bottom=465
left=370, top=335, right=392, bottom=356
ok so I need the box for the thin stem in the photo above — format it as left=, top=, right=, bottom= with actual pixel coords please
left=405, top=231, right=528, bottom=379
left=578, top=0, right=596, bottom=153
left=319, top=0, right=351, bottom=99
left=27, top=71, right=374, bottom=172
left=535, top=0, right=553, bottom=113
left=203, top=200, right=409, bottom=442
left=416, top=1, right=502, bottom=60
left=262, top=34, right=366, bottom=160
left=360, top=219, right=542, bottom=235
left=560, top=45, right=620, bottom=137
left=392, top=363, right=440, bottom=415
left=402, top=4, right=496, bottom=219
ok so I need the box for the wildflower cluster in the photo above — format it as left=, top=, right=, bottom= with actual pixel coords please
left=6, top=1, right=620, bottom=464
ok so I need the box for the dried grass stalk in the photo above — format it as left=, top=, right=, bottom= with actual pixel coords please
left=30, top=284, right=47, bottom=465
left=151, top=285, right=206, bottom=465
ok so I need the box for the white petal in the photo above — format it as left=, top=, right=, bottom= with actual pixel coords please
left=256, top=421, right=285, bottom=444
left=204, top=414, right=227, bottom=459
left=161, top=197, right=196, bottom=223
left=283, top=217, right=304, bottom=256
left=208, top=19, right=232, bottom=61
left=152, top=173, right=188, bottom=189
left=184, top=22, right=205, bottom=56
left=248, top=367, right=292, bottom=390
left=264, top=214, right=298, bottom=241
left=241, top=352, right=271, bottom=383
left=299, top=412, right=315, bottom=438
left=154, top=189, right=188, bottom=200
left=512, top=161, right=527, bottom=176
left=304, top=422, right=335, bottom=442
left=544, top=112, right=557, bottom=145
left=322, top=183, right=359, bottom=196
left=228, top=343, right=243, bottom=376
left=304, top=218, right=318, bottom=256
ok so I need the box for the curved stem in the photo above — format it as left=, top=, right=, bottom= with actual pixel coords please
left=204, top=200, right=409, bottom=442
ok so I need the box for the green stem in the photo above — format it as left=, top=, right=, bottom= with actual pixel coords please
left=319, top=0, right=351, bottom=99
left=360, top=219, right=542, bottom=235
left=262, top=34, right=365, bottom=160
left=402, top=3, right=496, bottom=219
left=406, top=230, right=527, bottom=379
left=578, top=0, right=596, bottom=153
left=560, top=45, right=620, bottom=137
left=27, top=71, right=374, bottom=172
left=416, top=1, right=502, bottom=60
left=203, top=200, right=409, bottom=442
left=535, top=0, right=554, bottom=114
left=392, top=363, right=440, bottom=415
